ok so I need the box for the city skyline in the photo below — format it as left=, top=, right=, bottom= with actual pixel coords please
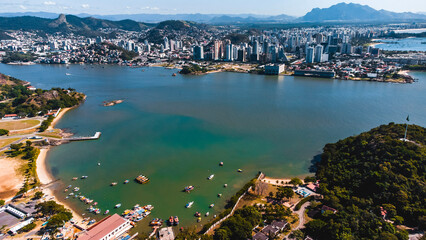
left=1, top=0, right=425, bottom=16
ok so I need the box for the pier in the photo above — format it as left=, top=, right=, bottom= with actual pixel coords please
left=62, top=132, right=102, bottom=142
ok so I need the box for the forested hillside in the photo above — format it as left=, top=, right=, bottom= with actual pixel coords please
left=307, top=123, right=425, bottom=239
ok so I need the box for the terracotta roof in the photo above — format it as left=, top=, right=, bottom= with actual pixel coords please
left=77, top=214, right=128, bottom=240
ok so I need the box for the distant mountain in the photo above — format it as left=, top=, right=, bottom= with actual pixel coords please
left=0, top=11, right=59, bottom=19
left=0, top=14, right=153, bottom=36
left=300, top=2, right=426, bottom=22
left=0, top=12, right=296, bottom=24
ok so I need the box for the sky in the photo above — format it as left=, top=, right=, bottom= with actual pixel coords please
left=0, top=0, right=425, bottom=16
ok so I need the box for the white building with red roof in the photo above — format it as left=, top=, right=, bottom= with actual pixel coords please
left=77, top=214, right=132, bottom=240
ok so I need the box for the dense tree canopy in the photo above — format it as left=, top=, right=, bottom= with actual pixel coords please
left=306, top=123, right=425, bottom=240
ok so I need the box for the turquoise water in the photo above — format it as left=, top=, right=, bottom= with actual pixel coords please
left=375, top=37, right=426, bottom=51
left=0, top=64, right=425, bottom=234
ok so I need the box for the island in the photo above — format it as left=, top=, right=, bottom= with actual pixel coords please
left=103, top=99, right=124, bottom=107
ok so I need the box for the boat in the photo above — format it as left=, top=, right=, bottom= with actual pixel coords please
left=150, top=218, right=163, bottom=226
left=135, top=175, right=150, bottom=184
left=185, top=201, right=194, bottom=208
left=88, top=220, right=96, bottom=225
left=81, top=176, right=88, bottom=179
left=115, top=204, right=121, bottom=208
left=97, top=162, right=101, bottom=166
left=217, top=193, right=222, bottom=197
left=174, top=216, right=179, bottom=225
left=194, top=212, right=201, bottom=217
left=238, top=169, right=243, bottom=172
left=205, top=212, right=210, bottom=216
left=65, top=196, right=69, bottom=199
left=124, top=180, right=129, bottom=184
left=219, top=162, right=224, bottom=166
left=72, top=177, right=78, bottom=180
left=66, top=185, right=72, bottom=189
left=69, top=193, right=74, bottom=196
left=184, top=186, right=194, bottom=192
left=168, top=216, right=174, bottom=225
left=93, top=202, right=98, bottom=206
left=73, top=187, right=80, bottom=192
left=104, top=210, right=109, bottom=214
left=66, top=73, right=71, bottom=76
left=197, top=217, right=201, bottom=222
left=172, top=73, right=177, bottom=76
left=111, top=182, right=118, bottom=186
left=224, top=184, right=228, bottom=187
left=208, top=174, right=215, bottom=180
left=64, top=189, right=68, bottom=192
left=209, top=204, right=214, bottom=208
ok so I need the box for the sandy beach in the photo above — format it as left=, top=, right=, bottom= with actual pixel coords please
left=0, top=156, right=24, bottom=200
left=37, top=148, right=84, bottom=223
left=47, top=107, right=72, bottom=130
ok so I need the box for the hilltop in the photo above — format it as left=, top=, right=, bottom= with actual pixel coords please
left=144, top=20, right=211, bottom=44
left=306, top=123, right=426, bottom=239
left=300, top=2, right=426, bottom=22
left=0, top=14, right=153, bottom=36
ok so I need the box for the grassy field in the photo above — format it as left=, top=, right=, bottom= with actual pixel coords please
left=0, top=119, right=41, bottom=131
left=0, top=137, right=21, bottom=148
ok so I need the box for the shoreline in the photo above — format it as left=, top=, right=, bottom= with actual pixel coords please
left=37, top=112, right=85, bottom=223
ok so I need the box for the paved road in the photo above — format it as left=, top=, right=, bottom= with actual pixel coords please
left=293, top=201, right=311, bottom=230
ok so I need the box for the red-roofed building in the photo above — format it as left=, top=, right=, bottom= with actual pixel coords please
left=77, top=214, right=132, bottom=240
left=2, top=114, right=20, bottom=120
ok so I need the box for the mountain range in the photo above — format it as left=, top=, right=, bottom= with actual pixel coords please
left=0, top=2, right=425, bottom=34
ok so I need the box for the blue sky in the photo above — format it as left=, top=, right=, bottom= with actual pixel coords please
left=1, top=0, right=425, bottom=16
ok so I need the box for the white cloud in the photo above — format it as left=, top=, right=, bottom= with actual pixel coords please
left=81, top=4, right=90, bottom=9
left=43, top=1, right=56, bottom=6
left=140, top=6, right=160, bottom=11
left=19, top=5, right=27, bottom=10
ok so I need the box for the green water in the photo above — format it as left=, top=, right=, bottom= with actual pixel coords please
left=0, top=64, right=425, bottom=234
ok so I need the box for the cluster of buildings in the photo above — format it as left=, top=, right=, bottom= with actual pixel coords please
left=0, top=23, right=424, bottom=78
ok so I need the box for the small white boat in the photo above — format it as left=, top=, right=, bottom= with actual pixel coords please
left=208, top=174, right=214, bottom=180
left=66, top=73, right=71, bottom=76
left=97, top=162, right=101, bottom=166
left=205, top=212, right=210, bottom=216
left=224, top=184, right=228, bottom=187
left=104, top=210, right=110, bottom=214
left=185, top=201, right=194, bottom=208
left=209, top=204, right=214, bottom=208
left=115, top=204, right=121, bottom=208
left=81, top=176, right=88, bottom=179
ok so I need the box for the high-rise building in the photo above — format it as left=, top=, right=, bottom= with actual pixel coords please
left=225, top=44, right=233, bottom=61
left=213, top=41, right=220, bottom=60
left=314, top=45, right=323, bottom=63
left=193, top=45, right=204, bottom=60
left=306, top=47, right=314, bottom=63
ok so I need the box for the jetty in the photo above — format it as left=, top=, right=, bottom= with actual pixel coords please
left=62, top=132, right=102, bottom=142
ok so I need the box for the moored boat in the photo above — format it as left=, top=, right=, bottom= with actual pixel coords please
left=135, top=175, right=150, bottom=184
left=224, top=184, right=228, bottom=187
left=124, top=180, right=129, bottom=184
left=115, top=203, right=121, bottom=208
left=174, top=216, right=179, bottom=225
left=72, top=177, right=78, bottom=180
left=219, top=162, right=224, bottom=166
left=194, top=212, right=201, bottom=217
left=238, top=169, right=243, bottom=172
left=208, top=174, right=214, bottom=180
left=168, top=216, right=174, bottom=225
left=104, top=210, right=110, bottom=215
left=209, top=204, right=214, bottom=208
left=111, top=182, right=117, bottom=186
left=185, top=201, right=194, bottom=208
left=184, top=185, right=194, bottom=192
left=81, top=176, right=88, bottom=179
left=205, top=212, right=210, bottom=216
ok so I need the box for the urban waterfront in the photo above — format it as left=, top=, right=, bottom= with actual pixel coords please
left=0, top=63, right=425, bottom=234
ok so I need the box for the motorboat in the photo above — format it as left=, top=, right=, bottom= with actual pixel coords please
left=115, top=203, right=121, bottom=208
left=185, top=201, right=194, bottom=208
left=208, top=174, right=214, bottom=180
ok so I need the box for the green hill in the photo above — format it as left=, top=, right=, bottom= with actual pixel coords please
left=306, top=123, right=425, bottom=239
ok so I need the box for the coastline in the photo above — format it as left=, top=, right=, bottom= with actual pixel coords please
left=36, top=113, right=85, bottom=223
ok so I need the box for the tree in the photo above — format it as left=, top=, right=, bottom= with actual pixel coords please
left=213, top=228, right=230, bottom=240
left=19, top=222, right=36, bottom=232
left=34, top=191, right=44, bottom=199
left=289, top=230, right=305, bottom=240
left=289, top=177, right=303, bottom=186
left=281, top=187, right=294, bottom=200
left=0, top=200, right=4, bottom=206
left=0, top=129, right=9, bottom=136
left=304, top=176, right=316, bottom=183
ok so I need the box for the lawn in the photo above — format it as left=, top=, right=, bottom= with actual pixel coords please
left=0, top=119, right=41, bottom=131
left=0, top=137, right=21, bottom=148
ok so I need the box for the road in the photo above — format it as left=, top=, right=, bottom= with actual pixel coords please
left=293, top=201, right=311, bottom=230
